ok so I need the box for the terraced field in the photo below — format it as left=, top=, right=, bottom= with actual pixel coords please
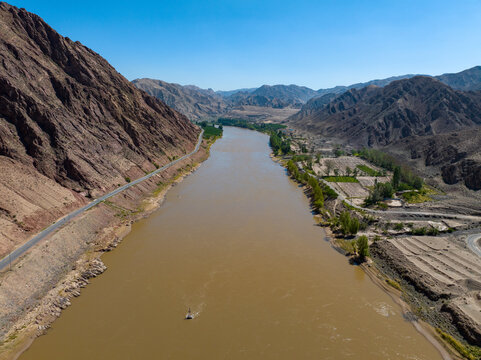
left=313, top=156, right=386, bottom=177
left=385, top=236, right=481, bottom=343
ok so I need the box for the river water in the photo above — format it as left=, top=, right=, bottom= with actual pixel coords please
left=21, top=127, right=442, bottom=360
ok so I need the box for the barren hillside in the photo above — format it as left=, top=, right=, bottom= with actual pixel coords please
left=0, top=2, right=200, bottom=257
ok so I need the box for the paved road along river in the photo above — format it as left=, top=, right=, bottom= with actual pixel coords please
left=21, top=127, right=444, bottom=360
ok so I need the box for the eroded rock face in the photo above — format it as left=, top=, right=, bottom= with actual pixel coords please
left=0, top=2, right=199, bottom=193
left=441, top=301, right=481, bottom=345
left=442, top=160, right=481, bottom=191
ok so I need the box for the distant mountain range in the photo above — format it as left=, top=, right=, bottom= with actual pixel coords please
left=289, top=76, right=481, bottom=146
left=132, top=79, right=226, bottom=121
left=434, top=66, right=481, bottom=91
left=133, top=66, right=481, bottom=121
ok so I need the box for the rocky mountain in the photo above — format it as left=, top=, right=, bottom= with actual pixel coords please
left=435, top=66, right=481, bottom=91
left=289, top=76, right=481, bottom=146
left=133, top=81, right=319, bottom=118
left=227, top=85, right=318, bottom=108
left=133, top=66, right=481, bottom=122
left=294, top=66, right=481, bottom=112
left=315, top=74, right=418, bottom=98
left=132, top=78, right=226, bottom=121
left=216, top=88, right=256, bottom=98
left=289, top=76, right=481, bottom=190
left=385, top=128, right=481, bottom=190
left=0, top=3, right=199, bottom=249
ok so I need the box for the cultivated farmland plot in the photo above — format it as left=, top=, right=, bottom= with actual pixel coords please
left=311, top=157, right=391, bottom=202
left=313, top=156, right=386, bottom=177
left=357, top=176, right=391, bottom=187
left=333, top=182, right=369, bottom=204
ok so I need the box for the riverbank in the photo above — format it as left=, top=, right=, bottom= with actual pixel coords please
left=19, top=126, right=447, bottom=360
left=271, top=153, right=469, bottom=360
left=0, top=138, right=215, bottom=360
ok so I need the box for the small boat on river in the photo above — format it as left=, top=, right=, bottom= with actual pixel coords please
left=185, top=308, right=193, bottom=320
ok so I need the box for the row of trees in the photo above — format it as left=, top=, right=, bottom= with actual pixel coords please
left=286, top=160, right=338, bottom=210
left=287, top=160, right=370, bottom=262
left=269, top=132, right=291, bottom=155
left=287, top=160, right=308, bottom=182
left=308, top=175, right=324, bottom=211
left=357, top=148, right=423, bottom=190
left=217, top=118, right=286, bottom=132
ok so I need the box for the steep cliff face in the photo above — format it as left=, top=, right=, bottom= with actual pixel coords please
left=385, top=128, right=481, bottom=191
left=0, top=2, right=199, bottom=254
left=0, top=3, right=199, bottom=191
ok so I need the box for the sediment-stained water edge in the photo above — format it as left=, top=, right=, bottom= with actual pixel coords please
left=20, top=127, right=444, bottom=359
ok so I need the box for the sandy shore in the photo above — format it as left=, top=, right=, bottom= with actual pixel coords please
left=0, top=140, right=213, bottom=360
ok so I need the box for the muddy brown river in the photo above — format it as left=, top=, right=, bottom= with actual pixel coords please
left=21, top=127, right=443, bottom=359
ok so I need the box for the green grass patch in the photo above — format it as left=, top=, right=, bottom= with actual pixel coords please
left=435, top=328, right=477, bottom=360
left=335, top=238, right=357, bottom=254
left=356, top=164, right=382, bottom=176
left=324, top=176, right=359, bottom=183
left=411, top=227, right=427, bottom=235
left=386, top=279, right=402, bottom=291
left=393, top=222, right=404, bottom=231
left=401, top=190, right=432, bottom=204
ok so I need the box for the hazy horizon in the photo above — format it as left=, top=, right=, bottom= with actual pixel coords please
left=7, top=0, right=481, bottom=91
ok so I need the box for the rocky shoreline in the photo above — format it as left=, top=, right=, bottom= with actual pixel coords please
left=0, top=141, right=211, bottom=360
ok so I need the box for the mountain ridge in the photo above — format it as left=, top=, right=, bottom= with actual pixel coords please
left=133, top=66, right=481, bottom=121
left=0, top=2, right=199, bottom=250
left=289, top=76, right=481, bottom=146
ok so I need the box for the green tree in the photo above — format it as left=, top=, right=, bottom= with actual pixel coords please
left=346, top=166, right=352, bottom=177
left=349, top=217, right=360, bottom=235
left=339, top=211, right=351, bottom=234
left=413, top=176, right=423, bottom=190
left=356, top=235, right=369, bottom=260
left=392, top=166, right=401, bottom=190
left=287, top=160, right=299, bottom=180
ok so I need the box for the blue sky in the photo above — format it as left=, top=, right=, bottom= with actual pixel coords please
left=8, top=0, right=481, bottom=90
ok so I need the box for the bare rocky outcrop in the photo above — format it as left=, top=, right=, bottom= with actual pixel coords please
left=384, top=127, right=481, bottom=192
left=442, top=159, right=481, bottom=191
left=0, top=2, right=200, bottom=257
left=441, top=300, right=481, bottom=345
